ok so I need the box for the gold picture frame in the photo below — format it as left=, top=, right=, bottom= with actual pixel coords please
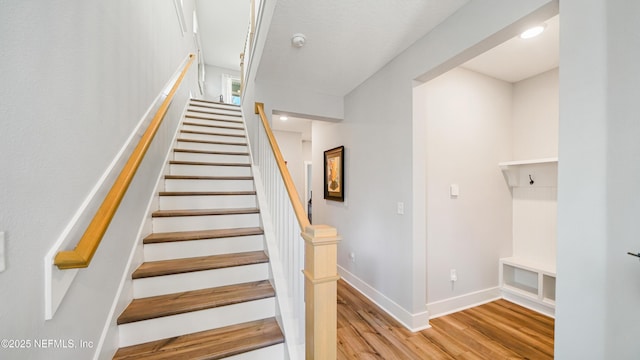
left=324, top=146, right=344, bottom=202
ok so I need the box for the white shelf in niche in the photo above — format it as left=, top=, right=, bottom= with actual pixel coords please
left=499, top=257, right=556, bottom=316
left=498, top=157, right=558, bottom=187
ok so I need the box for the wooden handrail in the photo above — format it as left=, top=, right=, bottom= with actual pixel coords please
left=254, top=102, right=311, bottom=230
left=54, top=54, right=196, bottom=270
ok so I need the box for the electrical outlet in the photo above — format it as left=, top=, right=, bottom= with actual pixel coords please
left=397, top=202, right=404, bottom=215
left=349, top=252, right=356, bottom=263
left=450, top=269, right=457, bottom=282
left=0, top=232, right=5, bottom=272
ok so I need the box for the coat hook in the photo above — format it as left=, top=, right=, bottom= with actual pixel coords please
left=529, top=174, right=534, bottom=185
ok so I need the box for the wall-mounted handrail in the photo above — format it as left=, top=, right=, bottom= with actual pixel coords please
left=54, top=54, right=196, bottom=270
left=254, top=102, right=311, bottom=230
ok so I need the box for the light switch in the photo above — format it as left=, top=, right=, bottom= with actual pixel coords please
left=0, top=232, right=5, bottom=272
left=450, top=184, right=460, bottom=197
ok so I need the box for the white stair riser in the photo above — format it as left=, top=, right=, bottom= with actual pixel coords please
left=173, top=152, right=250, bottom=164
left=159, top=194, right=257, bottom=210
left=188, top=102, right=240, bottom=111
left=176, top=141, right=248, bottom=153
left=182, top=124, right=245, bottom=136
left=180, top=132, right=246, bottom=143
left=185, top=112, right=242, bottom=123
left=133, top=263, right=269, bottom=298
left=188, top=103, right=242, bottom=115
left=183, top=117, right=244, bottom=128
left=224, top=344, right=285, bottom=360
left=188, top=106, right=240, bottom=116
left=169, top=164, right=252, bottom=177
left=144, top=235, right=265, bottom=261
left=153, top=213, right=260, bottom=233
left=118, top=297, right=275, bottom=347
left=164, top=179, right=255, bottom=192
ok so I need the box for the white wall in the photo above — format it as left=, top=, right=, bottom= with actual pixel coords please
left=273, top=130, right=305, bottom=204
left=302, top=140, right=312, bottom=163
left=417, top=68, right=513, bottom=311
left=0, top=1, right=198, bottom=358
left=556, top=0, right=640, bottom=358
left=512, top=68, right=559, bottom=159
left=511, top=68, right=559, bottom=267
left=204, top=65, right=240, bottom=101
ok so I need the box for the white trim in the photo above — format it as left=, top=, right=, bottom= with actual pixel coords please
left=173, top=0, right=187, bottom=36
left=427, top=287, right=502, bottom=319
left=221, top=74, right=241, bottom=104
left=303, top=161, right=312, bottom=218
left=44, top=54, right=193, bottom=320
left=502, top=291, right=555, bottom=318
left=338, top=266, right=430, bottom=332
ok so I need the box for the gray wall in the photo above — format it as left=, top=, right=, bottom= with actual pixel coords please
left=0, top=1, right=199, bottom=358
left=312, top=0, right=557, bottom=329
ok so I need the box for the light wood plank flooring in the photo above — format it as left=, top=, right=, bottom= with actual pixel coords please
left=337, top=280, right=554, bottom=359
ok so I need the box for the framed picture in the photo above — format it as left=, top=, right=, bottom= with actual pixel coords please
left=324, top=146, right=345, bottom=202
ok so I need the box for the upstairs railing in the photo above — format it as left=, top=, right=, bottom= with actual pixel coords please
left=240, top=0, right=260, bottom=94
left=254, top=103, right=340, bottom=359
left=54, top=54, right=195, bottom=269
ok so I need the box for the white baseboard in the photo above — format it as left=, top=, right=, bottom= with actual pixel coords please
left=427, top=287, right=501, bottom=319
left=502, top=291, right=555, bottom=318
left=338, top=266, right=430, bottom=332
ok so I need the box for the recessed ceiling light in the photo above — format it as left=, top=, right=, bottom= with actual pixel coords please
left=520, top=25, right=546, bottom=39
left=280, top=116, right=288, bottom=121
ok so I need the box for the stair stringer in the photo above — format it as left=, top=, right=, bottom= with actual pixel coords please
left=252, top=167, right=304, bottom=360
left=91, top=101, right=190, bottom=360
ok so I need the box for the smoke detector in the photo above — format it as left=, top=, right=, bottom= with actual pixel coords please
left=291, top=33, right=306, bottom=48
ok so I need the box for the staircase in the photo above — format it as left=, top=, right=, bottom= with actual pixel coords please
left=113, top=99, right=285, bottom=359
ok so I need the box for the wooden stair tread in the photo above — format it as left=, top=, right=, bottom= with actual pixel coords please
left=165, top=175, right=253, bottom=180
left=169, top=160, right=250, bottom=167
left=132, top=251, right=269, bottom=279
left=177, top=138, right=247, bottom=146
left=183, top=121, right=244, bottom=131
left=144, top=227, right=264, bottom=244
left=152, top=207, right=259, bottom=217
left=113, top=318, right=283, bottom=360
left=173, top=148, right=249, bottom=156
left=117, top=280, right=274, bottom=325
left=159, top=190, right=256, bottom=196
left=180, top=129, right=245, bottom=138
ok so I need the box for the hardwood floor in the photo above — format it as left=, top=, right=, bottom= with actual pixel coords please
left=337, top=280, right=554, bottom=359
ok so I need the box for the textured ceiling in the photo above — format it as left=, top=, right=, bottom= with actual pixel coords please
left=256, top=0, right=470, bottom=96
left=195, top=0, right=249, bottom=70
